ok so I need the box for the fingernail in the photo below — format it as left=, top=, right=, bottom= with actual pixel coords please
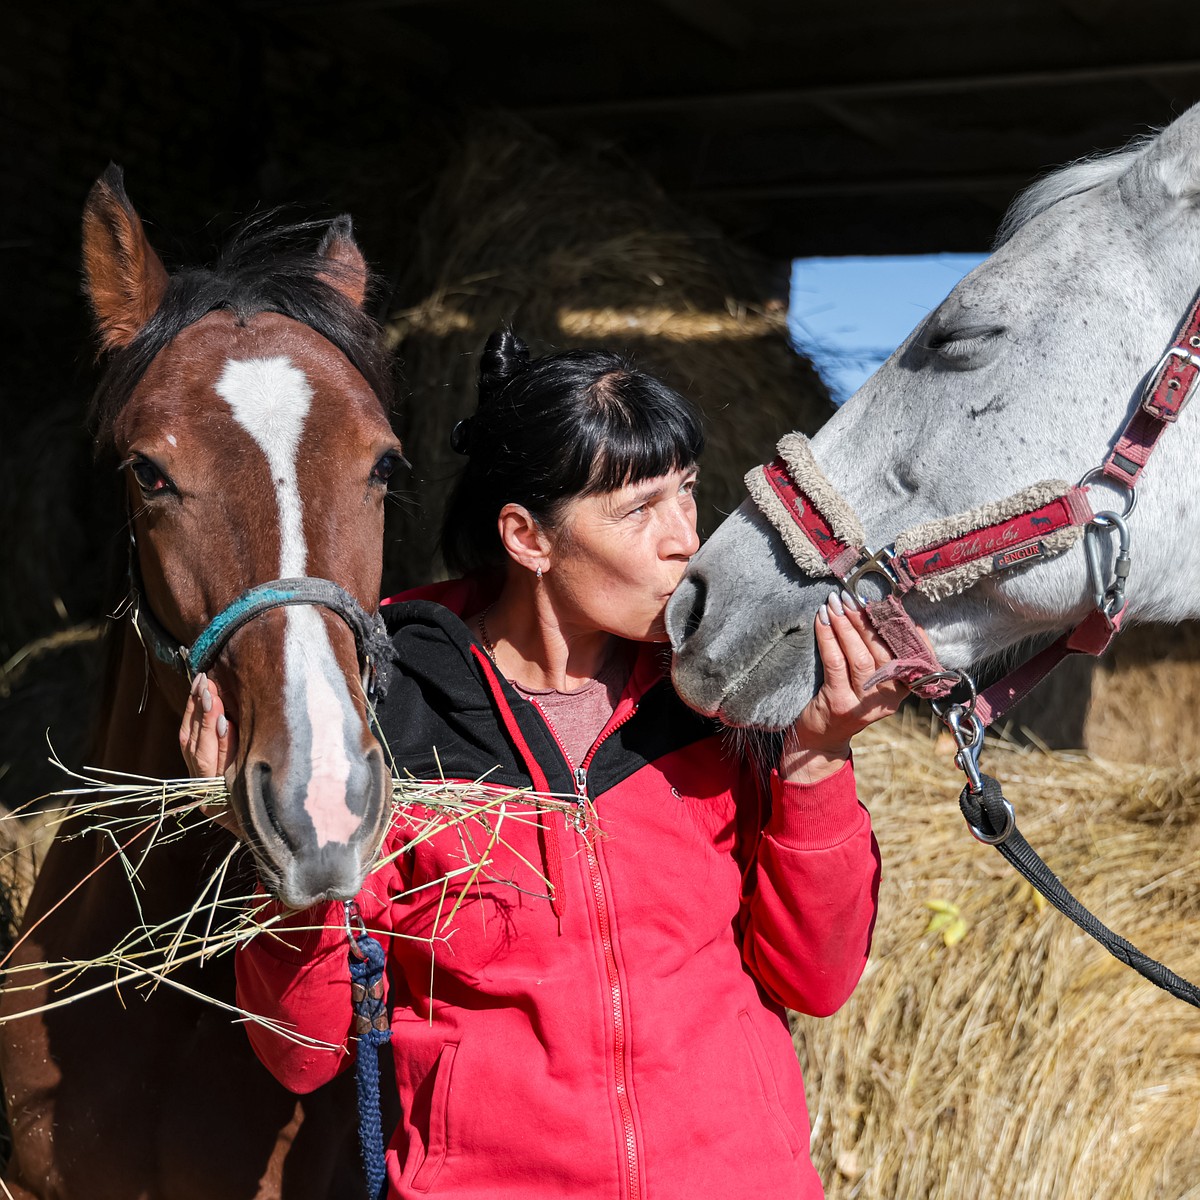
left=191, top=672, right=204, bottom=696
left=216, top=714, right=227, bottom=738
left=828, top=590, right=844, bottom=618
left=840, top=589, right=859, bottom=611
left=202, top=688, right=213, bottom=714
left=818, top=603, right=830, bottom=626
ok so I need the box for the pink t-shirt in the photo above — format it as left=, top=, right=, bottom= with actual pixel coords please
left=512, top=652, right=631, bottom=768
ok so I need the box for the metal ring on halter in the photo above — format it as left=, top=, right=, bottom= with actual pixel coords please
left=968, top=796, right=1015, bottom=844
left=917, top=669, right=978, bottom=718
left=1077, top=467, right=1137, bottom=518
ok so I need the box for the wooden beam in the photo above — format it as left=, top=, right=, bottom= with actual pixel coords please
left=518, top=59, right=1200, bottom=120
left=652, top=0, right=750, bottom=49
left=683, top=172, right=1033, bottom=201
left=248, top=0, right=455, bottom=10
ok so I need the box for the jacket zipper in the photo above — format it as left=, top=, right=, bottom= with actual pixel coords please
left=531, top=700, right=643, bottom=1200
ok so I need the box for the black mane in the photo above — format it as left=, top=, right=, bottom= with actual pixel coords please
left=89, top=215, right=395, bottom=454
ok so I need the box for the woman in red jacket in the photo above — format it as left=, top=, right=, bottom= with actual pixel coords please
left=182, top=330, right=901, bottom=1200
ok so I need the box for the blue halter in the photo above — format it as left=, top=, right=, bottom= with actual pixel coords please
left=128, top=545, right=394, bottom=701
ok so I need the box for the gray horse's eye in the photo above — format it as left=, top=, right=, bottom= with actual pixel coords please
left=923, top=324, right=1007, bottom=367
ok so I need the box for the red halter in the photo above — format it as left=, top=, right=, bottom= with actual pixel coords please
left=748, top=283, right=1200, bottom=725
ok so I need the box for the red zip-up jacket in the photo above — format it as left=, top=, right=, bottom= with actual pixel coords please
left=235, top=580, right=881, bottom=1199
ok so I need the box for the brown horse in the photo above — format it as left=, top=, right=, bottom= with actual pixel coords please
left=0, top=167, right=400, bottom=1198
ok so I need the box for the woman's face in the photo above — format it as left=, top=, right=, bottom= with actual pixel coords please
left=547, top=465, right=701, bottom=642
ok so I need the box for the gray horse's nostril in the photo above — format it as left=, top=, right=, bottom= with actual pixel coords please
left=669, top=575, right=707, bottom=647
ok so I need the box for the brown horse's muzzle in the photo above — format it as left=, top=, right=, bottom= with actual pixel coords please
left=237, top=733, right=390, bottom=910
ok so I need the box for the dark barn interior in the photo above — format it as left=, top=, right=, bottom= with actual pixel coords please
left=5, top=0, right=1200, bottom=800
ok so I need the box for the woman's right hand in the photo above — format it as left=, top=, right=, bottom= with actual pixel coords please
left=180, top=672, right=243, bottom=835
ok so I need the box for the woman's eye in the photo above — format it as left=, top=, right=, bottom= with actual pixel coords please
left=371, top=452, right=402, bottom=485
left=130, top=458, right=171, bottom=494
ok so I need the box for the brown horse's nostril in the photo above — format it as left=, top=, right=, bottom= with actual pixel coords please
left=248, top=761, right=298, bottom=853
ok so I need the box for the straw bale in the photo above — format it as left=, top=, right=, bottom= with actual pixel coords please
left=383, top=119, right=830, bottom=587
left=0, top=622, right=108, bottom=819
left=797, top=716, right=1200, bottom=1200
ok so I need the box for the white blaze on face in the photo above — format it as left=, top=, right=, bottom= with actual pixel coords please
left=215, top=357, right=361, bottom=848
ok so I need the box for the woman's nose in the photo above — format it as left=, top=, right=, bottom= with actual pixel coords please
left=664, top=501, right=700, bottom=558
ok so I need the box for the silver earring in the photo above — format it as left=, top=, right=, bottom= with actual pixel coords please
left=536, top=565, right=543, bottom=580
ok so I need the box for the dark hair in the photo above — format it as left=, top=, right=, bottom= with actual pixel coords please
left=442, top=329, right=704, bottom=575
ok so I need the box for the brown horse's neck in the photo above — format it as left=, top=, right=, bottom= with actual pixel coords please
left=91, top=621, right=190, bottom=776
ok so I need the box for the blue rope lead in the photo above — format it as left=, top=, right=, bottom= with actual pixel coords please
left=347, top=904, right=392, bottom=1200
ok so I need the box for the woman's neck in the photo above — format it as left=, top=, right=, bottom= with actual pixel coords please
left=480, top=578, right=617, bottom=691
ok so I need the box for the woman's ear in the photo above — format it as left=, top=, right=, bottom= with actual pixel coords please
left=498, top=503, right=552, bottom=575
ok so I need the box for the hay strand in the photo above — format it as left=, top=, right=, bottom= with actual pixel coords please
left=0, top=759, right=583, bottom=1033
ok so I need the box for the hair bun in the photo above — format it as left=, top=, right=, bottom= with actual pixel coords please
left=478, top=327, right=531, bottom=405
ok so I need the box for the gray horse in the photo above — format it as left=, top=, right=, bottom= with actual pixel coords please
left=668, top=101, right=1200, bottom=729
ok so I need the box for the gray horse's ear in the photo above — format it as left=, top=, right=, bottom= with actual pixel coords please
left=1143, top=104, right=1200, bottom=201
left=317, top=215, right=369, bottom=309
left=82, top=164, right=170, bottom=353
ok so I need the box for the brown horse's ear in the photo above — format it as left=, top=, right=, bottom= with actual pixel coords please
left=317, top=215, right=369, bottom=310
left=82, top=165, right=169, bottom=353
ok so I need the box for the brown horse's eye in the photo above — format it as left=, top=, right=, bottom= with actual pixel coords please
left=371, top=451, right=404, bottom=486
left=129, top=457, right=173, bottom=495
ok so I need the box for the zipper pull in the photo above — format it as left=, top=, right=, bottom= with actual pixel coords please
left=572, top=765, right=589, bottom=832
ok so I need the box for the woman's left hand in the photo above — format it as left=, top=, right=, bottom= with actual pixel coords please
left=780, top=589, right=907, bottom=783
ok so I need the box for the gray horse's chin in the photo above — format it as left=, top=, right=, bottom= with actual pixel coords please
left=672, top=626, right=820, bottom=731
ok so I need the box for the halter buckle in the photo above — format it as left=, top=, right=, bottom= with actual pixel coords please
left=844, top=545, right=899, bottom=601
left=1142, top=345, right=1200, bottom=421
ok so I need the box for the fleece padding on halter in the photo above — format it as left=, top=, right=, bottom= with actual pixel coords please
left=891, top=481, right=1091, bottom=602
left=743, top=434, right=866, bottom=579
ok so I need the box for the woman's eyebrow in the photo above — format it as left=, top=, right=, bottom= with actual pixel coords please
left=623, top=484, right=664, bottom=508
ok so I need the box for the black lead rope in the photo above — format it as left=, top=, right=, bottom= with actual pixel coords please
left=960, top=773, right=1200, bottom=1009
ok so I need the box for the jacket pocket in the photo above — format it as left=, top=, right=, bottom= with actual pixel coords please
left=410, top=1041, right=458, bottom=1193
left=737, top=1010, right=803, bottom=1156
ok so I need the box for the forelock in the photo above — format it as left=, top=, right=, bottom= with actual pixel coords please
left=994, top=137, right=1157, bottom=248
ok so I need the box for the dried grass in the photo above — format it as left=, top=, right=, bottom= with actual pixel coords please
left=0, top=758, right=581, bottom=1039
left=3, top=710, right=1199, bottom=1192
left=799, top=715, right=1200, bottom=1200
left=383, top=118, right=831, bottom=586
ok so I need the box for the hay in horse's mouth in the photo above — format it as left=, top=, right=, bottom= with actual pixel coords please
left=0, top=752, right=584, bottom=1038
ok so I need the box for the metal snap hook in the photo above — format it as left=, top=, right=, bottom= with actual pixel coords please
left=1084, top=510, right=1132, bottom=616
left=945, top=705, right=985, bottom=795
left=924, top=669, right=979, bottom=719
